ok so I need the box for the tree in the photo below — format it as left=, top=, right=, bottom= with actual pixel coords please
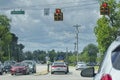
left=0, top=15, right=12, bottom=61
left=33, top=50, right=46, bottom=62
left=48, top=49, right=56, bottom=62
left=94, top=17, right=115, bottom=54
left=24, top=51, right=33, bottom=60
left=80, top=44, right=98, bottom=63
left=94, top=0, right=120, bottom=56
left=10, top=33, right=18, bottom=60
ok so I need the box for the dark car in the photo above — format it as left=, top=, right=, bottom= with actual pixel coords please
left=3, top=61, right=16, bottom=73
left=10, top=62, right=30, bottom=75
left=0, top=63, right=4, bottom=75
left=22, top=60, right=36, bottom=73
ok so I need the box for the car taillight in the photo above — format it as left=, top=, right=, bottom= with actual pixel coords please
left=101, top=74, right=112, bottom=80
left=52, top=66, right=57, bottom=68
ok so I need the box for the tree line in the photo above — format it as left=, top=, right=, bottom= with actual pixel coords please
left=0, top=15, right=24, bottom=62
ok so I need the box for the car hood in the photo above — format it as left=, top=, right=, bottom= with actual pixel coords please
left=11, top=66, right=25, bottom=70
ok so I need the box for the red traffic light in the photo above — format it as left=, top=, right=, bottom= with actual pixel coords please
left=56, top=9, right=61, bottom=13
left=102, top=2, right=108, bottom=7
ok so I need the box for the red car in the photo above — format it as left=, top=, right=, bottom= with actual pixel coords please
left=10, top=62, right=30, bottom=75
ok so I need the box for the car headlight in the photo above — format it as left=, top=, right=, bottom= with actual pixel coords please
left=29, top=65, right=33, bottom=69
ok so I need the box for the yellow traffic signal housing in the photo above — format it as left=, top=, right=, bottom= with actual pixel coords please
left=54, top=13, right=58, bottom=21
left=54, top=8, right=63, bottom=21
left=100, top=2, right=110, bottom=15
left=104, top=6, right=110, bottom=15
left=54, top=12, right=63, bottom=21
left=100, top=6, right=105, bottom=15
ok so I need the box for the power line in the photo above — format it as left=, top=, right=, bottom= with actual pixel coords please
left=0, top=1, right=98, bottom=10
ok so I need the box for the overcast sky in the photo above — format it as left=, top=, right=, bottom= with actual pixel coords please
left=0, top=0, right=100, bottom=52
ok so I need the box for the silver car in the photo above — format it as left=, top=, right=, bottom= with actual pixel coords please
left=51, top=61, right=68, bottom=74
left=75, top=62, right=88, bottom=70
left=81, top=37, right=120, bottom=80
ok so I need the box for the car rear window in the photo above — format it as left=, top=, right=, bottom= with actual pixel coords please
left=53, top=62, right=65, bottom=66
left=112, top=46, right=120, bottom=70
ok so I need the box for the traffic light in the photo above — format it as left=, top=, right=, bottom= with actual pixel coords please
left=100, top=2, right=110, bottom=15
left=54, top=8, right=63, bottom=21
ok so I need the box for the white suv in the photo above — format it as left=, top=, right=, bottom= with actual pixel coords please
left=81, top=37, right=120, bottom=80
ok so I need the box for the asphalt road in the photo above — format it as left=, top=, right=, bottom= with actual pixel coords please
left=0, top=64, right=93, bottom=80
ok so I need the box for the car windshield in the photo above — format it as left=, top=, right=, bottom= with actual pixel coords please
left=0, top=0, right=119, bottom=80
left=14, top=63, right=25, bottom=67
left=53, top=62, right=65, bottom=66
left=78, top=62, right=85, bottom=64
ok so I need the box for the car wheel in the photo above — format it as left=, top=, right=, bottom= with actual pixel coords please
left=65, top=72, right=67, bottom=74
left=51, top=72, right=54, bottom=74
left=11, top=73, right=14, bottom=75
left=0, top=72, right=3, bottom=75
left=11, top=72, right=15, bottom=75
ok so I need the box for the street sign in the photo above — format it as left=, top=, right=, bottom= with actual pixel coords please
left=11, top=10, right=25, bottom=14
left=44, top=8, right=50, bottom=16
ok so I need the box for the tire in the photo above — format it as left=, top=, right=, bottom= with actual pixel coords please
left=65, top=72, right=67, bottom=74
left=0, top=72, right=3, bottom=75
left=11, top=73, right=14, bottom=75
left=51, top=72, right=54, bottom=74
left=11, top=72, right=15, bottom=75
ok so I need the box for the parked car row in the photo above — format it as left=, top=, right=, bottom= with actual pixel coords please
left=0, top=60, right=36, bottom=75
left=0, top=63, right=4, bottom=75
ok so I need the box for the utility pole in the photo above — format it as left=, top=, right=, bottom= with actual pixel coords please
left=73, top=24, right=80, bottom=63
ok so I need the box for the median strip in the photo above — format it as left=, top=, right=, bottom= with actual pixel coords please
left=34, top=70, right=49, bottom=76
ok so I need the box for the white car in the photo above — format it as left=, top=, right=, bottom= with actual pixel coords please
left=75, top=62, right=87, bottom=70
left=51, top=61, right=68, bottom=74
left=81, top=37, right=120, bottom=80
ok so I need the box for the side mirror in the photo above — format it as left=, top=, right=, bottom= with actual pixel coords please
left=81, top=67, right=95, bottom=77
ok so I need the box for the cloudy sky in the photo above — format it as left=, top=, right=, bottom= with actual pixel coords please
left=0, top=0, right=100, bottom=52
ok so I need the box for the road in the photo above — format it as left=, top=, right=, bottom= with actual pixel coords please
left=0, top=64, right=93, bottom=80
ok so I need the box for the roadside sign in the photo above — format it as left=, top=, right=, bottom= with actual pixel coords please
left=11, top=10, right=25, bottom=14
left=44, top=8, right=50, bottom=16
